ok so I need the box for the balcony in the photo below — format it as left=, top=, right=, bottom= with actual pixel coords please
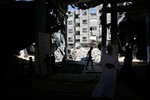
left=75, top=18, right=80, bottom=23
left=76, top=27, right=80, bottom=31
left=76, top=35, right=80, bottom=39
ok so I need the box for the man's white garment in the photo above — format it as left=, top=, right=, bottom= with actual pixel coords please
left=92, top=53, right=120, bottom=99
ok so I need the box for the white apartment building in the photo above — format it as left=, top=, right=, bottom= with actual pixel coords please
left=67, top=5, right=102, bottom=49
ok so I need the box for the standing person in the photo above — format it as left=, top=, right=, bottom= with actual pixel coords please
left=92, top=45, right=121, bottom=100
left=119, top=45, right=132, bottom=80
left=85, top=47, right=94, bottom=70
left=29, top=57, right=34, bottom=77
left=124, top=44, right=133, bottom=76
left=51, top=52, right=56, bottom=74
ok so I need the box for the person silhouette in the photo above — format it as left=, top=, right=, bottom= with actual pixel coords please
left=85, top=47, right=94, bottom=70
left=51, top=52, right=56, bottom=74
left=124, top=44, right=133, bottom=76
left=29, top=57, right=34, bottom=76
left=92, top=45, right=121, bottom=100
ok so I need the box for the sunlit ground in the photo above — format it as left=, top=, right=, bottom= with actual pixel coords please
left=118, top=56, right=143, bottom=63
left=17, top=47, right=144, bottom=63
left=17, top=52, right=143, bottom=63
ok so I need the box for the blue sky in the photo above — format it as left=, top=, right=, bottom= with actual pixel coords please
left=68, top=5, right=78, bottom=11
left=68, top=5, right=98, bottom=13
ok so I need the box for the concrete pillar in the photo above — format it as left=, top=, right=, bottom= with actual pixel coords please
left=146, top=13, right=150, bottom=63
left=101, top=2, right=107, bottom=55
left=110, top=0, right=118, bottom=55
left=63, top=15, right=68, bottom=60
left=35, top=0, right=50, bottom=77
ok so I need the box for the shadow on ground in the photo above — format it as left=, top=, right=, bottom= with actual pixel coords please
left=1, top=57, right=150, bottom=100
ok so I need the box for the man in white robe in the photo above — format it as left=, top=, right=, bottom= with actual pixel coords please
left=92, top=45, right=121, bottom=100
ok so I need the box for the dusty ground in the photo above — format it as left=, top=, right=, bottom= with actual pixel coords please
left=0, top=55, right=149, bottom=100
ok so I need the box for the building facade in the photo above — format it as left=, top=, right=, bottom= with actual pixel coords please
left=67, top=5, right=102, bottom=49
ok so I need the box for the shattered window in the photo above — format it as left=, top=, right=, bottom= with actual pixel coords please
left=82, top=20, right=87, bottom=24
left=82, top=10, right=87, bottom=15
left=68, top=37, right=73, bottom=42
left=90, top=26, right=97, bottom=31
left=68, top=29, right=73, bottom=33
left=82, top=37, right=87, bottom=42
left=68, top=21, right=73, bottom=25
left=82, top=28, right=87, bottom=33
